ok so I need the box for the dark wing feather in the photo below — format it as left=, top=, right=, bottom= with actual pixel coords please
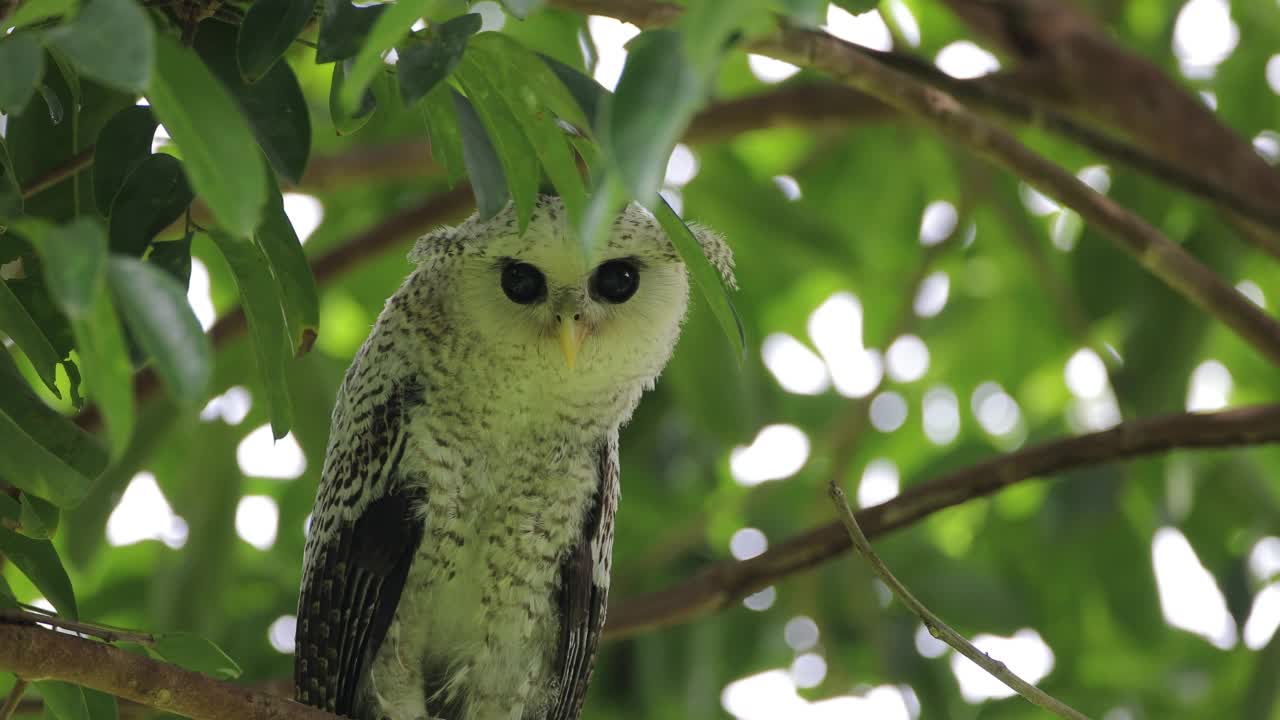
left=295, top=374, right=425, bottom=717
left=549, top=438, right=619, bottom=720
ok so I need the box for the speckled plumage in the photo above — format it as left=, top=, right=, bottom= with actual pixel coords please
left=295, top=197, right=734, bottom=720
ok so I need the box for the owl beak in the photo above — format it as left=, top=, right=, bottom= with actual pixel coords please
left=558, top=313, right=587, bottom=370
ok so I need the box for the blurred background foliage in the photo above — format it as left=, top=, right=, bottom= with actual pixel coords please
left=2, top=0, right=1280, bottom=718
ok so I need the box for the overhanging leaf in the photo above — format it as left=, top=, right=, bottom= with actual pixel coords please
left=19, top=493, right=60, bottom=538
left=107, top=256, right=211, bottom=406
left=0, top=277, right=63, bottom=395
left=36, top=680, right=89, bottom=720
left=92, top=105, right=159, bottom=216
left=237, top=0, right=314, bottom=81
left=338, top=0, right=435, bottom=115
left=0, top=349, right=105, bottom=482
left=209, top=231, right=294, bottom=439
left=329, top=59, right=378, bottom=136
left=147, top=35, right=267, bottom=237
left=256, top=181, right=319, bottom=356
left=149, top=632, right=243, bottom=680
left=45, top=0, right=154, bottom=93
left=455, top=61, right=539, bottom=230
left=107, top=153, right=193, bottom=258
left=0, top=32, right=45, bottom=115
left=452, top=90, right=507, bottom=219
left=396, top=13, right=482, bottom=106
left=316, top=0, right=386, bottom=63
left=420, top=81, right=465, bottom=184
left=0, top=405, right=90, bottom=507
left=0, top=521, right=77, bottom=617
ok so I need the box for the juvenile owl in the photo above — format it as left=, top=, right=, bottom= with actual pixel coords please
left=295, top=196, right=735, bottom=720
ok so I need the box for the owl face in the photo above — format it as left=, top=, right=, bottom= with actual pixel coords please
left=447, top=199, right=694, bottom=393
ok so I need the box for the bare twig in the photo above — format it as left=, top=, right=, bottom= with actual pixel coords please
left=0, top=624, right=336, bottom=720
left=1, top=607, right=157, bottom=646
left=18, top=148, right=95, bottom=200
left=0, top=678, right=28, bottom=720
left=603, top=404, right=1280, bottom=639
left=827, top=482, right=1092, bottom=720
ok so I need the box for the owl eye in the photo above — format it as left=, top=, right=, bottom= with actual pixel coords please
left=591, top=260, right=640, bottom=304
left=501, top=262, right=547, bottom=304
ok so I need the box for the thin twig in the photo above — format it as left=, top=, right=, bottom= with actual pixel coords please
left=827, top=483, right=1092, bottom=720
left=1, top=608, right=157, bottom=646
left=19, top=148, right=94, bottom=200
left=0, top=678, right=29, bottom=720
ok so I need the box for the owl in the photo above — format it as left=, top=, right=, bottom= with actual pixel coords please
left=294, top=196, right=735, bottom=720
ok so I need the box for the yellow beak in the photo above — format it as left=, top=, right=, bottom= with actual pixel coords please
left=558, top=314, right=586, bottom=370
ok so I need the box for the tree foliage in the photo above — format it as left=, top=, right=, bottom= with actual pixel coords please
left=1, top=0, right=1279, bottom=718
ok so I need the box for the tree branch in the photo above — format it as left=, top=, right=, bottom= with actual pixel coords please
left=828, top=483, right=1092, bottom=719
left=602, top=404, right=1280, bottom=640
left=552, top=0, right=1280, bottom=369
left=0, top=624, right=335, bottom=720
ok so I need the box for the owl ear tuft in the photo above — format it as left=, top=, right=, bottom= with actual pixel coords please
left=688, top=223, right=738, bottom=290
left=408, top=226, right=458, bottom=266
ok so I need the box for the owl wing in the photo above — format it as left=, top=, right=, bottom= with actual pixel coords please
left=295, top=370, right=425, bottom=717
left=549, top=436, right=620, bottom=720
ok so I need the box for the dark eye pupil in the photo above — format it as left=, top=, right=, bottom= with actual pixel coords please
left=501, top=262, right=546, bottom=304
left=592, top=260, right=639, bottom=304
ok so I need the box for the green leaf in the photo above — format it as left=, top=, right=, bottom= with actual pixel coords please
left=606, top=29, right=706, bottom=206
left=0, top=406, right=88, bottom=508
left=0, top=523, right=77, bottom=616
left=147, top=35, right=267, bottom=237
left=652, top=196, right=745, bottom=361
left=420, top=81, right=465, bottom=184
left=83, top=689, right=119, bottom=720
left=35, top=680, right=89, bottom=720
left=455, top=62, right=539, bottom=230
left=19, top=217, right=134, bottom=454
left=338, top=0, right=434, bottom=115
left=237, top=0, right=314, bottom=81
left=107, top=256, right=211, bottom=406
left=209, top=231, right=294, bottom=438
left=0, top=136, right=22, bottom=217
left=540, top=54, right=603, bottom=127
left=0, top=575, right=15, bottom=608
left=195, top=22, right=312, bottom=185
left=107, top=154, right=193, bottom=258
left=19, top=493, right=60, bottom=539
left=471, top=33, right=590, bottom=131
left=452, top=89, right=508, bottom=220
left=774, top=0, right=828, bottom=26
left=461, top=43, right=585, bottom=229
left=317, top=0, right=386, bottom=63
left=0, top=33, right=45, bottom=115
left=45, top=0, right=154, bottom=93
left=4, top=0, right=78, bottom=31
left=679, top=0, right=768, bottom=72
left=148, top=234, right=193, bottom=289
left=92, top=105, right=159, bottom=216
left=329, top=59, right=378, bottom=135
left=832, top=0, right=882, bottom=15
left=0, top=342, right=104, bottom=482
left=0, top=277, right=63, bottom=395
left=499, top=0, right=541, bottom=18
left=256, top=181, right=319, bottom=356
left=396, top=13, right=482, bottom=106
left=150, top=632, right=243, bottom=680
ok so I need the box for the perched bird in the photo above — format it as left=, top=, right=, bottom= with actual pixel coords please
left=295, top=196, right=735, bottom=720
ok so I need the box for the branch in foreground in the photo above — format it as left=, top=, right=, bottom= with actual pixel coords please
left=0, top=624, right=333, bottom=720
left=603, top=404, right=1280, bottom=640
left=828, top=483, right=1092, bottom=719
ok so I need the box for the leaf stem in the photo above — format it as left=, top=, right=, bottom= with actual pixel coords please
left=827, top=482, right=1092, bottom=720
left=0, top=678, right=28, bottom=720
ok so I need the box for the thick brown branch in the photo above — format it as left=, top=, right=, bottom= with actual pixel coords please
left=603, top=404, right=1280, bottom=640
left=0, top=624, right=335, bottom=720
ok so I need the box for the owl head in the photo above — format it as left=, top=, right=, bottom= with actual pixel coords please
left=410, top=196, right=735, bottom=396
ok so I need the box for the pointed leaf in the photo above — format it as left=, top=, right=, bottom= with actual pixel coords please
left=147, top=35, right=267, bottom=237
left=36, top=681, right=90, bottom=720
left=256, top=182, right=319, bottom=355
left=19, top=493, right=60, bottom=539
left=0, top=523, right=76, bottom=616
left=396, top=13, right=482, bottom=106
left=0, top=277, right=62, bottom=395
left=452, top=90, right=508, bottom=220
left=421, top=81, right=465, bottom=183
left=148, top=234, right=194, bottom=289
left=470, top=33, right=590, bottom=131
left=209, top=231, right=294, bottom=438
left=237, top=0, right=314, bottom=81
left=329, top=59, right=377, bottom=135
left=107, top=154, right=193, bottom=257
left=45, top=0, right=153, bottom=93
left=0, top=406, right=89, bottom=507
left=317, top=0, right=386, bottom=63
left=0, top=347, right=106, bottom=483
left=652, top=197, right=745, bottom=361
left=456, top=63, right=538, bottom=230
left=4, top=0, right=78, bottom=31
left=83, top=689, right=119, bottom=720
left=0, top=136, right=22, bottom=217
left=107, top=256, right=211, bottom=405
left=92, top=105, right=159, bottom=216
left=150, top=632, right=243, bottom=680
left=0, top=33, right=44, bottom=115
left=338, top=0, right=434, bottom=114
left=195, top=22, right=312, bottom=185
